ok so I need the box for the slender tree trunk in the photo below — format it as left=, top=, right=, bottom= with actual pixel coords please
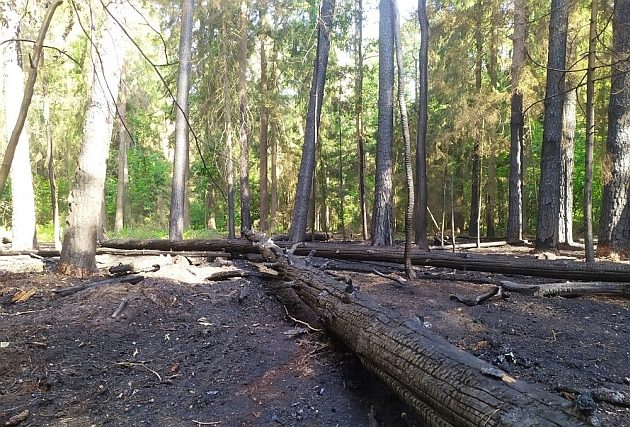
left=58, top=2, right=127, bottom=277
left=372, top=0, right=395, bottom=246
left=169, top=0, right=194, bottom=240
left=289, top=0, right=335, bottom=242
left=259, top=7, right=269, bottom=233
left=42, top=57, right=61, bottom=250
left=391, top=0, right=416, bottom=279
left=507, top=0, right=526, bottom=243
left=470, top=0, right=483, bottom=239
left=221, top=8, right=236, bottom=239
left=355, top=0, right=368, bottom=241
left=270, top=115, right=278, bottom=234
left=3, top=16, right=37, bottom=250
left=415, top=0, right=429, bottom=250
left=558, top=88, right=576, bottom=245
left=598, top=0, right=630, bottom=257
left=584, top=0, right=597, bottom=262
left=0, top=0, right=62, bottom=196
left=337, top=87, right=346, bottom=240
left=238, top=0, right=252, bottom=233
left=535, top=0, right=569, bottom=251
left=115, top=64, right=128, bottom=233
left=486, top=156, right=496, bottom=237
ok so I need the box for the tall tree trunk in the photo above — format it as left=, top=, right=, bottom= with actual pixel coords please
left=221, top=6, right=236, bottom=239
left=558, top=20, right=578, bottom=245
left=289, top=0, right=335, bottom=242
left=415, top=0, right=429, bottom=250
left=535, top=0, right=569, bottom=251
left=371, top=0, right=395, bottom=246
left=584, top=0, right=597, bottom=262
left=238, top=0, right=252, bottom=233
left=259, top=6, right=269, bottom=233
left=392, top=0, right=416, bottom=279
left=42, top=56, right=61, bottom=250
left=0, top=0, right=62, bottom=196
left=355, top=0, right=368, bottom=241
left=58, top=1, right=127, bottom=277
left=507, top=0, right=526, bottom=243
left=169, top=0, right=194, bottom=240
left=558, top=88, right=576, bottom=245
left=598, top=0, right=630, bottom=257
left=115, top=64, right=128, bottom=233
left=470, top=0, right=483, bottom=239
left=270, top=45, right=279, bottom=234
left=486, top=0, right=498, bottom=238
left=3, top=10, right=37, bottom=250
left=486, top=156, right=496, bottom=237
left=336, top=87, right=346, bottom=240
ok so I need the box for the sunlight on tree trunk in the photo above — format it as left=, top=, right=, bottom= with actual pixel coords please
left=371, top=0, right=394, bottom=246
left=259, top=6, right=270, bottom=233
left=115, top=64, right=128, bottom=233
left=221, top=5, right=236, bottom=239
left=355, top=0, right=368, bottom=241
left=169, top=0, right=194, bottom=240
left=535, top=0, right=569, bottom=251
left=58, top=1, right=127, bottom=277
left=239, top=0, right=252, bottom=233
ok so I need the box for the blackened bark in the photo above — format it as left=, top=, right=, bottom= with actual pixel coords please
left=415, top=0, right=429, bottom=250
left=371, top=0, right=395, bottom=246
left=169, top=0, right=194, bottom=240
left=535, top=0, right=569, bottom=250
left=599, top=0, right=630, bottom=256
left=392, top=0, right=416, bottom=279
left=507, top=0, right=526, bottom=243
left=290, top=0, right=335, bottom=242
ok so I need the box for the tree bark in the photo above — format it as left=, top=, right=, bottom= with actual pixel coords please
left=0, top=0, right=63, bottom=196
left=169, top=0, right=194, bottom=240
left=598, top=0, right=630, bottom=257
left=371, top=0, right=395, bottom=246
left=58, top=1, right=127, bottom=277
left=115, top=64, right=128, bottom=233
left=535, top=0, right=569, bottom=251
left=2, top=6, right=38, bottom=251
left=558, top=87, right=576, bottom=245
left=584, top=0, right=597, bottom=262
left=392, top=0, right=416, bottom=279
left=259, top=6, right=270, bottom=233
left=289, top=0, right=335, bottom=242
left=470, top=0, right=483, bottom=239
left=245, top=234, right=585, bottom=426
left=415, top=0, right=429, bottom=250
left=238, top=0, right=252, bottom=233
left=355, top=0, right=368, bottom=241
left=507, top=0, right=526, bottom=243
left=221, top=5, right=236, bottom=239
left=42, top=55, right=61, bottom=250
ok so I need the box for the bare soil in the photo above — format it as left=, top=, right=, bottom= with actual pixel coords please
left=0, top=245, right=628, bottom=427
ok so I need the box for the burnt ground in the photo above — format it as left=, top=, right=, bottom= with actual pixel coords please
left=0, top=245, right=628, bottom=427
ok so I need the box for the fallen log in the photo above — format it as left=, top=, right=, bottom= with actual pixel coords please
left=272, top=232, right=331, bottom=242
left=0, top=255, right=44, bottom=275
left=245, top=232, right=585, bottom=426
left=500, top=280, right=630, bottom=298
left=287, top=242, right=630, bottom=282
left=99, top=238, right=630, bottom=282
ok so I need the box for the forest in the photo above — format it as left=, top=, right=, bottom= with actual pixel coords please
left=0, top=0, right=629, bottom=426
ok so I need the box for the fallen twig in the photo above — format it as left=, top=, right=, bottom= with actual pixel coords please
left=53, top=275, right=144, bottom=297
left=283, top=305, right=322, bottom=332
left=371, top=268, right=408, bottom=285
left=556, top=385, right=630, bottom=408
left=111, top=297, right=129, bottom=318
left=115, top=361, right=162, bottom=382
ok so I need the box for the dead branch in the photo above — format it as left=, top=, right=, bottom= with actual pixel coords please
left=450, top=286, right=502, bottom=306
left=111, top=297, right=129, bottom=318
left=53, top=275, right=143, bottom=297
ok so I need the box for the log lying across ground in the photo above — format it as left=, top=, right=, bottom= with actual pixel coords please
left=244, top=233, right=586, bottom=426
left=100, top=238, right=630, bottom=282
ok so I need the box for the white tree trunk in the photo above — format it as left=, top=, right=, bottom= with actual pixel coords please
left=58, top=2, right=128, bottom=276
left=2, top=4, right=37, bottom=250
